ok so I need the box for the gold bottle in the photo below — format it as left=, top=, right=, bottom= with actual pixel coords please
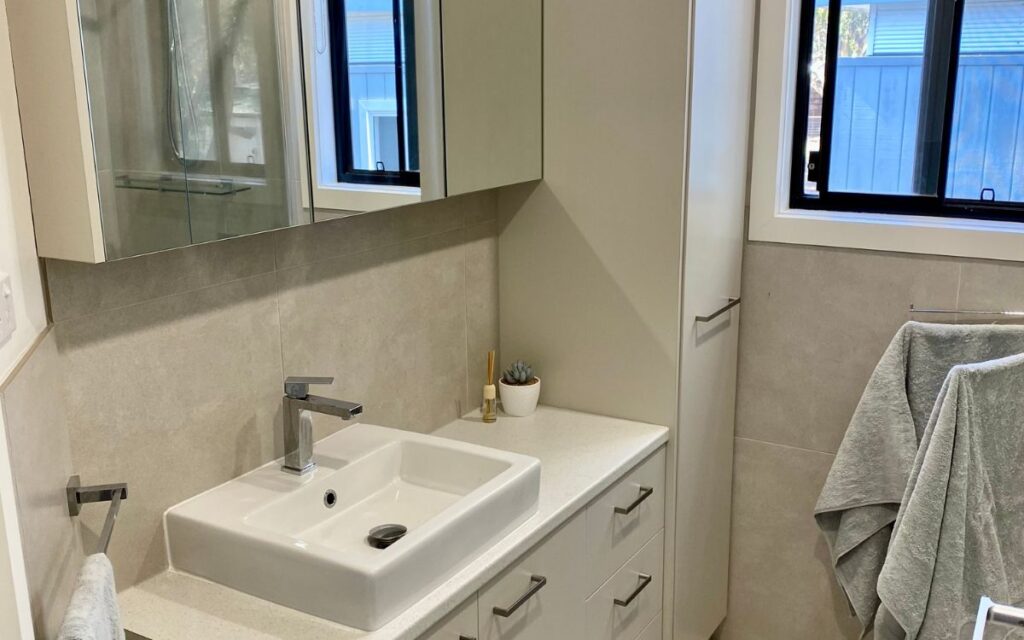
left=483, top=350, right=498, bottom=423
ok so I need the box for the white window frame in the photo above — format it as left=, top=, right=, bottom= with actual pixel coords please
left=359, top=98, right=398, bottom=169
left=749, top=0, right=1024, bottom=262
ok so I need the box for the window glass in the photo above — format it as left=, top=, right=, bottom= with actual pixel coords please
left=344, top=0, right=398, bottom=171
left=792, top=0, right=1024, bottom=220
left=826, top=1, right=928, bottom=196
left=332, top=0, right=418, bottom=185
left=800, top=3, right=830, bottom=196
left=946, top=0, right=1024, bottom=202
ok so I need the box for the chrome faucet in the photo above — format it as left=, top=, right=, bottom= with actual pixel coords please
left=282, top=376, right=363, bottom=476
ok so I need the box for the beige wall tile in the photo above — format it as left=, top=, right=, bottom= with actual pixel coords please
left=0, top=330, right=84, bottom=639
left=719, top=438, right=860, bottom=640
left=958, top=259, right=1024, bottom=311
left=275, top=191, right=496, bottom=270
left=55, top=274, right=284, bottom=587
left=736, top=242, right=960, bottom=453
left=278, top=228, right=471, bottom=434
left=465, top=221, right=500, bottom=405
left=12, top=191, right=498, bottom=601
left=46, top=231, right=278, bottom=322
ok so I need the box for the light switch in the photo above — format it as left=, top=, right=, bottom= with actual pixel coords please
left=0, top=273, right=14, bottom=347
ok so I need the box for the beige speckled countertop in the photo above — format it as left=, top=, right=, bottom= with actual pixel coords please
left=119, top=406, right=669, bottom=640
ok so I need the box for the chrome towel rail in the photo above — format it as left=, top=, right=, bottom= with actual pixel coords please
left=972, top=597, right=1024, bottom=639
left=66, top=475, right=128, bottom=555
left=911, top=304, right=1024, bottom=318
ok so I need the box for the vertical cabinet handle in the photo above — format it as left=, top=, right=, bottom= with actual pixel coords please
left=492, top=575, right=547, bottom=617
left=614, top=573, right=653, bottom=607
left=614, top=486, right=654, bottom=515
left=695, top=297, right=741, bottom=323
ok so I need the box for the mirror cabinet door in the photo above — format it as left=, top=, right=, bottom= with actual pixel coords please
left=298, top=0, right=542, bottom=220
left=54, top=0, right=541, bottom=261
left=78, top=0, right=310, bottom=260
left=440, top=0, right=543, bottom=197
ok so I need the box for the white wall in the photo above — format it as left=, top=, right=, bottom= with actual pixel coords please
left=0, top=0, right=46, bottom=380
left=0, top=0, right=48, bottom=636
left=0, top=410, right=32, bottom=639
left=498, top=0, right=689, bottom=428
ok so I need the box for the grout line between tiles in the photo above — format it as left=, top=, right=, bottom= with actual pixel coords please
left=463, top=225, right=472, bottom=415
left=954, top=263, right=963, bottom=310
left=733, top=435, right=838, bottom=458
left=271, top=269, right=288, bottom=388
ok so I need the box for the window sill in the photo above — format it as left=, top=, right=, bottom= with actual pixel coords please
left=311, top=182, right=421, bottom=214
left=749, top=205, right=1024, bottom=262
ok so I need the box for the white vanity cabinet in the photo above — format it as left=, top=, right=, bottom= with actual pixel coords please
left=423, top=597, right=479, bottom=640
left=420, top=447, right=667, bottom=640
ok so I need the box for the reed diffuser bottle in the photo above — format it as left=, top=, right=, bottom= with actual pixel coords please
left=483, top=350, right=498, bottom=423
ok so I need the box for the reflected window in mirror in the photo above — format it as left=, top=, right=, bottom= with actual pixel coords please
left=167, top=0, right=270, bottom=177
left=327, top=0, right=420, bottom=188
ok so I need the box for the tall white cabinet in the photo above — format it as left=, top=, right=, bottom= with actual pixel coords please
left=497, top=0, right=755, bottom=637
left=674, top=0, right=755, bottom=637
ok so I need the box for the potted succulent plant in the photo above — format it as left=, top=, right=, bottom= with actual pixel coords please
left=499, top=360, right=541, bottom=417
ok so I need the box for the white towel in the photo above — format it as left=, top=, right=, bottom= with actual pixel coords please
left=57, top=554, right=125, bottom=640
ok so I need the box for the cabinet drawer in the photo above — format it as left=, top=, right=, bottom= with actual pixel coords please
left=634, top=613, right=662, bottom=640
left=585, top=530, right=664, bottom=640
left=585, top=448, right=666, bottom=595
left=420, top=596, right=478, bottom=640
left=478, top=512, right=587, bottom=640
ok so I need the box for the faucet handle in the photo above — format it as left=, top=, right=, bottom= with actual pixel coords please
left=284, top=376, right=335, bottom=399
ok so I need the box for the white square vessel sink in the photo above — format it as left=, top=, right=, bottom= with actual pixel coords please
left=165, top=423, right=541, bottom=630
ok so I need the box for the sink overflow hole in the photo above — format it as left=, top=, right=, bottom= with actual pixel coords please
left=323, top=489, right=337, bottom=508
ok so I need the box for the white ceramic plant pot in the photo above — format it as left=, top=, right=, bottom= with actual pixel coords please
left=499, top=378, right=541, bottom=417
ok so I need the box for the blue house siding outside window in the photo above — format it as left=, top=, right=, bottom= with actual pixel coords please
left=810, top=0, right=1024, bottom=201
left=339, top=0, right=404, bottom=175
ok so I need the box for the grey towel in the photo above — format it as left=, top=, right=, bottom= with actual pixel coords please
left=815, top=322, right=1024, bottom=634
left=874, top=353, right=1024, bottom=640
left=57, top=554, right=125, bottom=640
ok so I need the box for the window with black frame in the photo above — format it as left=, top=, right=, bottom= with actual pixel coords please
left=327, top=0, right=419, bottom=187
left=792, top=0, right=1024, bottom=222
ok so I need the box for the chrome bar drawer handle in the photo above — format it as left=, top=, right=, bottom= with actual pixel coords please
left=614, top=486, right=654, bottom=515
left=614, top=573, right=653, bottom=607
left=695, top=297, right=741, bottom=323
left=492, top=575, right=547, bottom=618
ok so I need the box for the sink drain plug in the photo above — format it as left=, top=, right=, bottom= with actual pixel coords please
left=368, top=524, right=408, bottom=549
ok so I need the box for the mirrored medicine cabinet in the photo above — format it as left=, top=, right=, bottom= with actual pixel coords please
left=6, top=0, right=541, bottom=263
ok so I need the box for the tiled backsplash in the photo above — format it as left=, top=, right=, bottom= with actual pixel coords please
left=4, top=190, right=500, bottom=593
left=0, top=330, right=82, bottom=638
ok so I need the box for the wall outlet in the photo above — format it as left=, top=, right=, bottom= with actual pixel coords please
left=0, top=273, right=14, bottom=347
